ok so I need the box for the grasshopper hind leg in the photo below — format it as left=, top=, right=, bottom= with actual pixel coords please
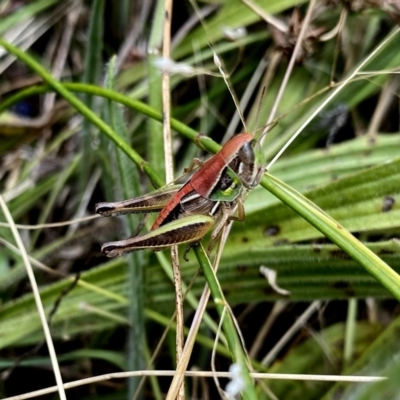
left=101, top=215, right=215, bottom=258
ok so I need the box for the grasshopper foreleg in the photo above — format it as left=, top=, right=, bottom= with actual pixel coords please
left=206, top=199, right=245, bottom=254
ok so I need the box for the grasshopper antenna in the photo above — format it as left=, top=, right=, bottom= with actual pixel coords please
left=211, top=46, right=248, bottom=136
left=190, top=0, right=248, bottom=139
left=222, top=50, right=269, bottom=143
left=253, top=86, right=266, bottom=139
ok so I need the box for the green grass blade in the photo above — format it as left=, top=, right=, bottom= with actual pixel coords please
left=260, top=173, right=400, bottom=300
left=81, top=0, right=105, bottom=188
left=0, top=0, right=58, bottom=35
left=103, top=56, right=145, bottom=396
left=147, top=0, right=166, bottom=179
left=194, top=245, right=258, bottom=400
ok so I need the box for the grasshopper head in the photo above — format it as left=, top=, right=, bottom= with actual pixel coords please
left=237, top=139, right=265, bottom=189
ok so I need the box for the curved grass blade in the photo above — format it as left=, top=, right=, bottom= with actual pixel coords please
left=0, top=38, right=164, bottom=188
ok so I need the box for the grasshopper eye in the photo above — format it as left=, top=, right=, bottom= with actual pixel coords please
left=238, top=141, right=255, bottom=166
left=236, top=140, right=265, bottom=189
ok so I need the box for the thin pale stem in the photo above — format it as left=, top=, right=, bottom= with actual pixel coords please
left=262, top=0, right=317, bottom=143
left=2, top=370, right=386, bottom=400
left=261, top=301, right=321, bottom=367
left=161, top=0, right=185, bottom=398
left=0, top=195, right=67, bottom=400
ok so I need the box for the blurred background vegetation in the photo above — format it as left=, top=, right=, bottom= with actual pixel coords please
left=0, top=0, right=400, bottom=399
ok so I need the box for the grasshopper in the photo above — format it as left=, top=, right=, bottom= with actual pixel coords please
left=96, top=133, right=265, bottom=258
